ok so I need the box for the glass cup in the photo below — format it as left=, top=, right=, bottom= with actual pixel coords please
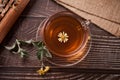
left=36, top=11, right=91, bottom=67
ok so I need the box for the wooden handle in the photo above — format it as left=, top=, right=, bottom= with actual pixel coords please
left=0, top=0, right=30, bottom=43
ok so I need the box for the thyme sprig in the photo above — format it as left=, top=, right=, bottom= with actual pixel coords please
left=5, top=39, right=52, bottom=75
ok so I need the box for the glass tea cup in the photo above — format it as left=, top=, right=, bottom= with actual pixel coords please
left=36, top=11, right=91, bottom=67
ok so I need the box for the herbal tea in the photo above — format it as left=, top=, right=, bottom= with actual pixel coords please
left=37, top=11, right=91, bottom=66
left=43, top=13, right=87, bottom=57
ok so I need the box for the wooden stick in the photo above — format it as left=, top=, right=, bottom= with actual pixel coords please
left=0, top=0, right=30, bottom=43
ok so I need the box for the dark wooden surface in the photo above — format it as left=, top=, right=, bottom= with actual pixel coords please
left=0, top=0, right=120, bottom=79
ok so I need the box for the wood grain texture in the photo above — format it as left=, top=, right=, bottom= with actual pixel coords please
left=0, top=67, right=120, bottom=80
left=0, top=0, right=120, bottom=79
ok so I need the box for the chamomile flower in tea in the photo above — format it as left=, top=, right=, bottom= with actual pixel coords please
left=58, top=31, right=69, bottom=43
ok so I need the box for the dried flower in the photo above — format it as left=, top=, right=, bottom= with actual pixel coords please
left=58, top=31, right=69, bottom=43
left=44, top=66, right=50, bottom=72
left=37, top=67, right=45, bottom=75
left=37, top=66, right=50, bottom=75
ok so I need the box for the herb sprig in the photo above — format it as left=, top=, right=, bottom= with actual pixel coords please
left=5, top=39, right=52, bottom=75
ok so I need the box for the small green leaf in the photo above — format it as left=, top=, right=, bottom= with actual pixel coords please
left=17, top=48, right=23, bottom=53
left=5, top=42, right=19, bottom=54
left=20, top=50, right=28, bottom=58
left=5, top=39, right=29, bottom=58
left=5, top=43, right=16, bottom=50
left=16, top=39, right=20, bottom=45
left=25, top=40, right=33, bottom=44
left=40, top=49, right=52, bottom=58
left=19, top=39, right=33, bottom=45
left=44, top=49, right=52, bottom=58
left=32, top=41, right=43, bottom=48
left=41, top=46, right=52, bottom=58
left=37, top=49, right=44, bottom=60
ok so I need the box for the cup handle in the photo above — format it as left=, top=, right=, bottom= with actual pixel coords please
left=81, top=19, right=91, bottom=30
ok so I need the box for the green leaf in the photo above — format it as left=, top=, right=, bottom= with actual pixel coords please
left=36, top=41, right=52, bottom=60
left=42, top=49, right=52, bottom=58
left=16, top=39, right=20, bottom=45
left=5, top=39, right=29, bottom=58
left=42, top=46, right=52, bottom=58
left=19, top=39, right=33, bottom=45
left=37, top=49, right=44, bottom=60
left=20, top=50, right=28, bottom=58
left=5, top=43, right=16, bottom=51
left=32, top=41, right=43, bottom=48
left=45, top=49, right=52, bottom=58
left=5, top=42, right=19, bottom=54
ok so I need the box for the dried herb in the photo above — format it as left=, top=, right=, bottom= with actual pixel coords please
left=5, top=39, right=52, bottom=75
left=5, top=39, right=52, bottom=58
left=58, top=31, right=69, bottom=43
left=33, top=42, right=52, bottom=60
left=5, top=39, right=28, bottom=58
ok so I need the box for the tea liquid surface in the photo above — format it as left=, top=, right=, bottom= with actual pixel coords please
left=44, top=15, right=84, bottom=56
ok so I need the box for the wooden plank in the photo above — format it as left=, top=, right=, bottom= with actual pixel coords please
left=0, top=17, right=120, bottom=70
left=0, top=67, right=120, bottom=80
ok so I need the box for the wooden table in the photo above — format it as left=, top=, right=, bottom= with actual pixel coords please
left=0, top=0, right=120, bottom=79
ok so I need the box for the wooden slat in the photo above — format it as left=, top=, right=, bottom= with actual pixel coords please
left=0, top=67, right=120, bottom=80
left=0, top=14, right=120, bottom=69
left=0, top=16, right=120, bottom=68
